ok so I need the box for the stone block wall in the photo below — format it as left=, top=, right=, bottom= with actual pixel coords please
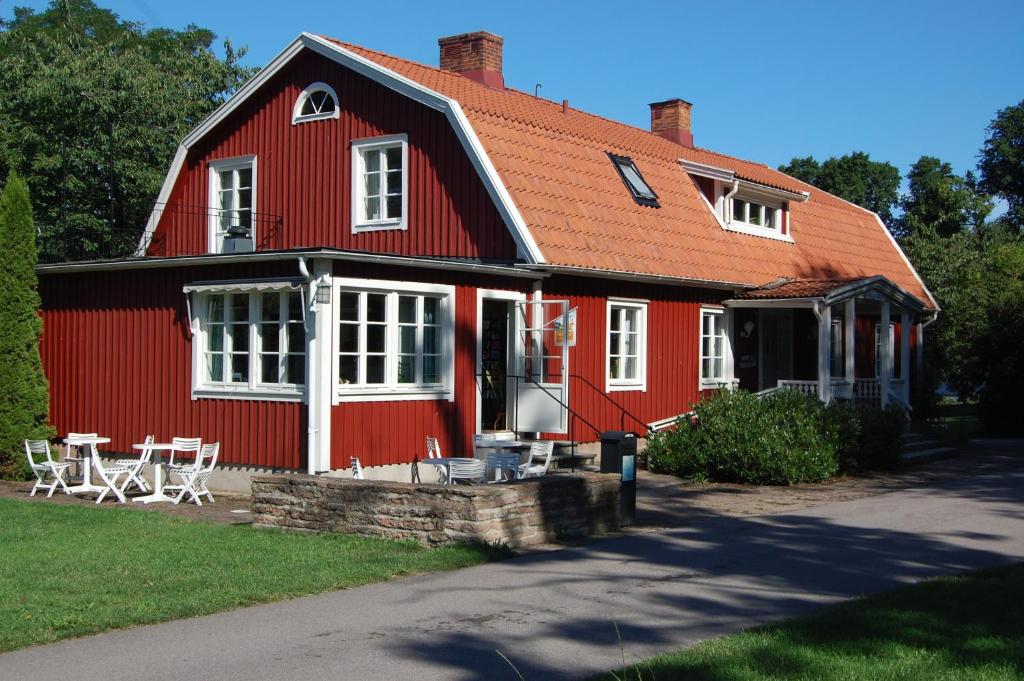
left=251, top=472, right=620, bottom=547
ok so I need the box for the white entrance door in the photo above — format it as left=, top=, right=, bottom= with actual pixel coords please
left=514, top=299, right=570, bottom=434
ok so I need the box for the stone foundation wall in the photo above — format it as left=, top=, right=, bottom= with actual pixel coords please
left=251, top=473, right=621, bottom=547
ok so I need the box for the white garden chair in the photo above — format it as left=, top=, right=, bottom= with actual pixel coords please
left=351, top=456, right=365, bottom=480
left=166, top=437, right=202, bottom=467
left=518, top=441, right=555, bottom=479
left=24, top=440, right=72, bottom=497
left=64, top=432, right=98, bottom=475
left=90, top=445, right=134, bottom=503
left=166, top=442, right=219, bottom=506
left=425, top=436, right=447, bottom=484
left=485, top=453, right=520, bottom=483
left=122, top=435, right=154, bottom=493
left=446, top=458, right=486, bottom=485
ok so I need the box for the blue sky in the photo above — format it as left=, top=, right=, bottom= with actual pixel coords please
left=7, top=0, right=1024, bottom=182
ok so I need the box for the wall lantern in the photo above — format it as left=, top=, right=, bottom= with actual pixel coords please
left=315, top=282, right=331, bottom=304
left=741, top=320, right=755, bottom=338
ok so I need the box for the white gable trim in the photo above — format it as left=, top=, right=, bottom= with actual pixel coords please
left=137, top=33, right=545, bottom=265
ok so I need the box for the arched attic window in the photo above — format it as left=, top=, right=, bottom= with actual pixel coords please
left=292, top=82, right=339, bottom=124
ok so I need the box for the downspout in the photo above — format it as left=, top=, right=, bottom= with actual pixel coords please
left=724, top=178, right=740, bottom=208
left=299, top=257, right=318, bottom=475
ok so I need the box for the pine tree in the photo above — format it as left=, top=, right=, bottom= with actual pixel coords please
left=0, top=172, right=54, bottom=478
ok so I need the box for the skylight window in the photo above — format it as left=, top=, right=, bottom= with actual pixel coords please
left=608, top=153, right=659, bottom=207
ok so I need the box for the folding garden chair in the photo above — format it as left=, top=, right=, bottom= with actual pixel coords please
left=165, top=442, right=218, bottom=506
left=351, top=456, right=365, bottom=480
left=24, top=440, right=72, bottom=497
left=518, top=441, right=555, bottom=479
left=121, top=435, right=154, bottom=494
left=91, top=446, right=134, bottom=503
left=425, top=436, right=447, bottom=483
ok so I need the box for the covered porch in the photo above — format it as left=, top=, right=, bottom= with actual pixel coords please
left=725, top=277, right=928, bottom=409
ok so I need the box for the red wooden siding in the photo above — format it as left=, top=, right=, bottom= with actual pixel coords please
left=149, top=49, right=517, bottom=261
left=40, top=263, right=307, bottom=469
left=541, top=276, right=724, bottom=438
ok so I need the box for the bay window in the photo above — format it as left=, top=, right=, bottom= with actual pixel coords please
left=607, top=300, right=647, bottom=391
left=351, top=134, right=408, bottom=232
left=335, top=279, right=454, bottom=400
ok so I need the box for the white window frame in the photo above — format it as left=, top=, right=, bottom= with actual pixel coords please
left=291, top=82, right=340, bottom=124
left=606, top=299, right=648, bottom=392
left=333, top=277, right=455, bottom=403
left=351, top=134, right=409, bottom=233
left=208, top=156, right=257, bottom=254
left=874, top=322, right=900, bottom=379
left=190, top=286, right=306, bottom=402
left=708, top=181, right=793, bottom=243
left=700, top=306, right=730, bottom=388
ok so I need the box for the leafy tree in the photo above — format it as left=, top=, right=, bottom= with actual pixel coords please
left=979, top=99, right=1024, bottom=233
left=0, top=0, right=255, bottom=261
left=897, top=156, right=992, bottom=239
left=0, top=173, right=54, bottom=479
left=779, top=152, right=901, bottom=224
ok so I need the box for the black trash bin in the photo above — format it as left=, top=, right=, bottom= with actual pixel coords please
left=600, top=430, right=637, bottom=526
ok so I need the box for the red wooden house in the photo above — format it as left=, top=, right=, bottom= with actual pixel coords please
left=37, top=31, right=937, bottom=484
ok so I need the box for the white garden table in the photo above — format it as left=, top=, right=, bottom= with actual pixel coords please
left=63, top=435, right=111, bottom=495
left=132, top=443, right=177, bottom=504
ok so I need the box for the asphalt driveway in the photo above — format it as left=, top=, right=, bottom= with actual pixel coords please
left=2, top=440, right=1022, bottom=681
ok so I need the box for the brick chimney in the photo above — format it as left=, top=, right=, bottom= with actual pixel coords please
left=438, top=31, right=504, bottom=89
left=649, top=98, right=693, bottom=148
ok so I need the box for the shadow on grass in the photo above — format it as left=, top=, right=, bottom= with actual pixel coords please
left=608, top=563, right=1024, bottom=680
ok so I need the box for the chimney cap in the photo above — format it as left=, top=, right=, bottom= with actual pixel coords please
left=438, top=30, right=504, bottom=46
left=649, top=98, right=693, bottom=109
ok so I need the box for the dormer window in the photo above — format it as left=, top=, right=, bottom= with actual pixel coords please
left=292, top=82, right=339, bottom=124
left=608, top=153, right=659, bottom=207
left=731, top=197, right=780, bottom=232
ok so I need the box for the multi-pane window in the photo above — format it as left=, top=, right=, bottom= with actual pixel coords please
left=293, top=82, right=338, bottom=123
left=337, top=287, right=449, bottom=393
left=731, top=198, right=778, bottom=230
left=200, top=290, right=305, bottom=392
left=209, top=157, right=255, bottom=253
left=607, top=302, right=646, bottom=389
left=874, top=322, right=898, bottom=379
left=830, top=318, right=845, bottom=377
left=700, top=308, right=727, bottom=385
left=352, top=136, right=407, bottom=231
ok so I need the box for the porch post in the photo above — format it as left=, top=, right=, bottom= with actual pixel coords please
left=724, top=307, right=736, bottom=388
left=880, top=301, right=891, bottom=409
left=900, top=311, right=912, bottom=404
left=816, top=302, right=832, bottom=403
left=844, top=298, right=855, bottom=395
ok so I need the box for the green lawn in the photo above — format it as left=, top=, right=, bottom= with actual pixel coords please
left=0, top=497, right=498, bottom=652
left=604, top=564, right=1024, bottom=681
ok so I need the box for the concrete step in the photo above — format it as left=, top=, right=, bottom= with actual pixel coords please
left=900, top=446, right=959, bottom=464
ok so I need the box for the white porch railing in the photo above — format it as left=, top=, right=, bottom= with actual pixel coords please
left=761, top=378, right=907, bottom=406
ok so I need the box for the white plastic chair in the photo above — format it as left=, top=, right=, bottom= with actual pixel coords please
left=166, top=442, right=218, bottom=506
left=24, top=440, right=72, bottom=497
left=446, top=458, right=486, bottom=485
left=518, top=441, right=555, bottom=479
left=485, top=453, right=520, bottom=483
left=425, top=436, right=447, bottom=483
left=351, top=456, right=365, bottom=480
left=90, top=445, right=134, bottom=503
left=166, top=437, right=202, bottom=467
left=64, top=432, right=97, bottom=475
left=122, top=435, right=154, bottom=493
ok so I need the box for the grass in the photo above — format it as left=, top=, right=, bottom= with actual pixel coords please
left=601, top=563, right=1024, bottom=680
left=0, top=497, right=501, bottom=652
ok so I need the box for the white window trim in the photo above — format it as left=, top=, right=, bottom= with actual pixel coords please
left=605, top=298, right=648, bottom=392
left=332, top=277, right=455, bottom=403
left=699, top=306, right=732, bottom=388
left=830, top=317, right=845, bottom=378
left=189, top=285, right=306, bottom=402
left=208, top=155, right=257, bottom=254
left=291, top=82, right=340, bottom=124
left=351, top=134, right=409, bottom=233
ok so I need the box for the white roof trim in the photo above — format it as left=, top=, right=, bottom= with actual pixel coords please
left=137, top=33, right=544, bottom=265
left=678, top=158, right=735, bottom=182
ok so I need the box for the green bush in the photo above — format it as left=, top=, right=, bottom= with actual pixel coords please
left=648, top=390, right=838, bottom=485
left=978, top=288, right=1024, bottom=435
left=647, top=390, right=907, bottom=485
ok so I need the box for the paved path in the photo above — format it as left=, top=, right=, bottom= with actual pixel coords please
left=3, top=441, right=1022, bottom=681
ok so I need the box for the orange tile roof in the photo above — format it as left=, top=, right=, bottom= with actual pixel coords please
left=734, top=277, right=868, bottom=300
left=330, top=39, right=935, bottom=309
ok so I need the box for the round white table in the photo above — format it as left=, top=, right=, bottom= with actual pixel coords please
left=63, top=436, right=111, bottom=495
left=132, top=443, right=178, bottom=504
